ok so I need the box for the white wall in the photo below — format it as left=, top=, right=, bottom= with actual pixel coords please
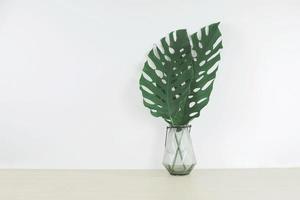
left=0, top=0, right=300, bottom=169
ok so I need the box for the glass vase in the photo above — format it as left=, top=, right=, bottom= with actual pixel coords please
left=162, top=125, right=196, bottom=175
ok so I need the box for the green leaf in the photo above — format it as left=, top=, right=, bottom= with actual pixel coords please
left=139, top=23, right=222, bottom=125
left=179, top=22, right=223, bottom=125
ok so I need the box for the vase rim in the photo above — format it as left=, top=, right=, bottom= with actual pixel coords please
left=167, top=124, right=191, bottom=128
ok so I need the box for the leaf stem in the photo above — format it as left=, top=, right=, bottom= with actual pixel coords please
left=171, top=129, right=186, bottom=171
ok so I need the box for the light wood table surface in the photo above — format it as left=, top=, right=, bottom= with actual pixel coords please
left=0, top=169, right=299, bottom=200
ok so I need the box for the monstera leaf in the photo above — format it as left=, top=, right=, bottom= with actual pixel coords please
left=139, top=23, right=222, bottom=125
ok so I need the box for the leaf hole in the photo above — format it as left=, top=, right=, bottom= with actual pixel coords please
left=193, top=88, right=201, bottom=93
left=199, top=61, right=205, bottom=66
left=166, top=35, right=171, bottom=46
left=141, top=85, right=154, bottom=94
left=157, top=104, right=162, bottom=108
left=144, top=98, right=155, bottom=105
left=205, top=26, right=209, bottom=35
left=173, top=31, right=177, bottom=42
left=142, top=72, right=152, bottom=82
left=197, top=31, right=202, bottom=40
left=157, top=41, right=165, bottom=54
left=196, top=75, right=204, bottom=82
left=191, top=50, right=197, bottom=57
left=213, top=37, right=222, bottom=49
left=202, top=79, right=214, bottom=90
left=165, top=119, right=172, bottom=122
left=189, top=112, right=198, bottom=117
left=189, top=102, right=196, bottom=108
left=207, top=62, right=219, bottom=74
left=164, top=55, right=171, bottom=61
left=207, top=50, right=221, bottom=62
left=198, top=42, right=203, bottom=48
left=198, top=71, right=205, bottom=76
left=147, top=58, right=156, bottom=70
left=165, top=55, right=171, bottom=62
left=155, top=70, right=163, bottom=78
left=153, top=45, right=160, bottom=59
left=188, top=35, right=193, bottom=48
left=205, top=50, right=211, bottom=55
left=197, top=98, right=207, bottom=104
left=169, top=47, right=175, bottom=54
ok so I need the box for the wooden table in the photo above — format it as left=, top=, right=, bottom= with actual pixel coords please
left=0, top=169, right=299, bottom=200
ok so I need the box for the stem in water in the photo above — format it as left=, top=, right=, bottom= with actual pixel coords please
left=171, top=128, right=186, bottom=171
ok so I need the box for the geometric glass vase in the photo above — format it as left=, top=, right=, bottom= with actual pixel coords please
left=162, top=125, right=196, bottom=175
